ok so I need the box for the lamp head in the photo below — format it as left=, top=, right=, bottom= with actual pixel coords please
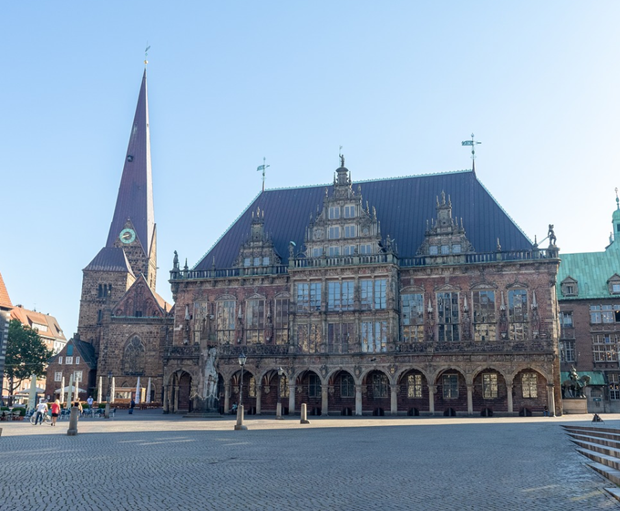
left=238, top=353, right=247, bottom=366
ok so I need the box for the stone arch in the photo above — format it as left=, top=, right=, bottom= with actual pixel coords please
left=434, top=367, right=468, bottom=415
left=471, top=367, right=508, bottom=415
left=362, top=369, right=391, bottom=415
left=230, top=367, right=257, bottom=413
left=397, top=368, right=429, bottom=416
left=122, top=335, right=146, bottom=376
left=512, top=367, right=549, bottom=416
left=167, top=370, right=193, bottom=413
left=328, top=369, right=356, bottom=416
left=296, top=369, right=323, bottom=415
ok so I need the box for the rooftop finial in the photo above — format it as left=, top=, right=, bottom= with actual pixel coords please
left=462, top=133, right=481, bottom=172
left=144, top=44, right=151, bottom=67
left=616, top=187, right=619, bottom=210
left=339, top=146, right=345, bottom=168
left=257, top=158, right=269, bottom=192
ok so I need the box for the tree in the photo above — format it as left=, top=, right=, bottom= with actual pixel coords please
left=4, top=319, right=53, bottom=405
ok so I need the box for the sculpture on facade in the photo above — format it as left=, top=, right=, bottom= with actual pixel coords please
left=203, top=347, right=219, bottom=410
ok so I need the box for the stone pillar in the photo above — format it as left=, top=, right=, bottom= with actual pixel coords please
left=321, top=385, right=329, bottom=416
left=547, top=384, right=556, bottom=417
left=355, top=384, right=363, bottom=416
left=288, top=384, right=296, bottom=414
left=466, top=384, right=474, bottom=416
left=390, top=384, right=398, bottom=415
left=507, top=384, right=514, bottom=414
left=173, top=385, right=179, bottom=413
left=428, top=385, right=436, bottom=415
left=67, top=406, right=79, bottom=436
left=163, top=385, right=169, bottom=413
left=224, top=383, right=230, bottom=414
left=256, top=385, right=262, bottom=415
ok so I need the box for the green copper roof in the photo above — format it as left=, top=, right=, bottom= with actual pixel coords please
left=557, top=240, right=620, bottom=300
left=561, top=371, right=606, bottom=386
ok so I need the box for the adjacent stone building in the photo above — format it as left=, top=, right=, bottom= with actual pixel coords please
left=557, top=193, right=620, bottom=413
left=166, top=159, right=562, bottom=417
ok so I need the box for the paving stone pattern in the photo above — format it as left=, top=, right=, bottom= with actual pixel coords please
left=1, top=413, right=618, bottom=510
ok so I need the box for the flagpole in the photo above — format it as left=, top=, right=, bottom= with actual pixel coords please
left=262, top=157, right=266, bottom=192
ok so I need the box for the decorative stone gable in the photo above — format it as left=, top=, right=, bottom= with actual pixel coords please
left=416, top=191, right=474, bottom=261
left=233, top=207, right=281, bottom=268
left=304, top=158, right=392, bottom=260
left=113, top=276, right=165, bottom=318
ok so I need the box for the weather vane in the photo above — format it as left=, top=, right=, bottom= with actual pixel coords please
left=144, top=45, right=151, bottom=66
left=461, top=133, right=481, bottom=172
left=257, top=157, right=270, bottom=192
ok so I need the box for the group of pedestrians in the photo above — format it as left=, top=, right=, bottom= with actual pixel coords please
left=33, top=397, right=87, bottom=426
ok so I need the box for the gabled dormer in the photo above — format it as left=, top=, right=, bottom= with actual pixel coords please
left=560, top=276, right=578, bottom=297
left=233, top=207, right=281, bottom=269
left=113, top=274, right=169, bottom=318
left=608, top=274, right=620, bottom=295
left=416, top=191, right=474, bottom=261
left=304, top=156, right=391, bottom=260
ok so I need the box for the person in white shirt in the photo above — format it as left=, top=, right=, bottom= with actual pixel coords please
left=34, top=399, right=48, bottom=425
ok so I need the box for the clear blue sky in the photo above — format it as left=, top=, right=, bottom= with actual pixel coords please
left=2, top=2, right=620, bottom=338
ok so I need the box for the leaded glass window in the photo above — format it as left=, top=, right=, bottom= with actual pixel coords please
left=216, top=300, right=236, bottom=343
left=361, top=321, right=387, bottom=353
left=328, top=281, right=354, bottom=311
left=482, top=373, right=498, bottom=399
left=522, top=373, right=537, bottom=398
left=372, top=373, right=389, bottom=398
left=246, top=298, right=265, bottom=344
left=437, top=292, right=459, bottom=342
left=402, top=293, right=424, bottom=342
left=508, top=290, right=528, bottom=340
left=328, top=322, right=353, bottom=354
left=274, top=298, right=289, bottom=344
left=473, top=290, right=496, bottom=341
left=298, top=324, right=321, bottom=353
left=407, top=374, right=422, bottom=398
left=123, top=336, right=145, bottom=375
left=442, top=374, right=458, bottom=399
left=340, top=374, right=354, bottom=398
left=308, top=374, right=321, bottom=398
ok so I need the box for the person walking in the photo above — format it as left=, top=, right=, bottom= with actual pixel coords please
left=129, top=396, right=135, bottom=415
left=50, top=399, right=60, bottom=426
left=34, top=399, right=48, bottom=425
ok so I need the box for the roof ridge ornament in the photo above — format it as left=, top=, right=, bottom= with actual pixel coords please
left=461, top=133, right=481, bottom=173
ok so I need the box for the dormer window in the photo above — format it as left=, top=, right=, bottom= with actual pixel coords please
left=441, top=245, right=449, bottom=255
left=328, top=226, right=340, bottom=239
left=328, top=206, right=340, bottom=219
left=429, top=246, right=438, bottom=255
left=344, top=225, right=356, bottom=238
left=608, top=275, right=620, bottom=295
left=561, top=277, right=578, bottom=297
left=452, top=244, right=461, bottom=254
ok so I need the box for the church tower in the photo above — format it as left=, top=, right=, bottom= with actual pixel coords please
left=77, top=69, right=157, bottom=356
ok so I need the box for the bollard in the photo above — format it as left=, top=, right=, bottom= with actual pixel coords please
left=67, top=406, right=80, bottom=436
left=276, top=402, right=283, bottom=420
left=234, top=404, right=248, bottom=431
left=300, top=403, right=310, bottom=424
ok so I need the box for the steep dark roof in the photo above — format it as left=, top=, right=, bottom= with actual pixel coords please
left=105, top=70, right=155, bottom=255
left=195, top=170, right=532, bottom=270
left=84, top=247, right=133, bottom=273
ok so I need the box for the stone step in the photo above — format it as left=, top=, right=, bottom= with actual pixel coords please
left=567, top=432, right=620, bottom=451
left=569, top=437, right=620, bottom=460
left=575, top=447, right=620, bottom=472
left=604, top=487, right=620, bottom=502
left=587, top=461, right=620, bottom=487
left=562, top=424, right=619, bottom=436
left=563, top=425, right=620, bottom=442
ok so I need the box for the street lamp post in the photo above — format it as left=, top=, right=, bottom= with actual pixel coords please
left=104, top=371, right=112, bottom=419
left=234, top=352, right=247, bottom=430
left=276, top=366, right=284, bottom=420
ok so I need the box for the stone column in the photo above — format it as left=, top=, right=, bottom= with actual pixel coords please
left=256, top=385, right=262, bottom=415
left=390, top=384, right=398, bottom=415
left=321, top=385, right=329, bottom=416
left=288, top=384, right=296, bottom=414
left=507, top=383, right=513, bottom=414
left=355, top=384, right=363, bottom=416
left=547, top=384, right=556, bottom=417
left=466, top=384, right=474, bottom=416
left=428, top=385, right=436, bottom=415
left=173, top=385, right=179, bottom=413
left=163, top=385, right=169, bottom=413
left=224, top=383, right=230, bottom=414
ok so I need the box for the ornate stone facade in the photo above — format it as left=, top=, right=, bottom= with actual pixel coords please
left=164, top=163, right=562, bottom=417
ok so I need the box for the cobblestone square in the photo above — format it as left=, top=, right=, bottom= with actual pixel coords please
left=1, top=413, right=619, bottom=510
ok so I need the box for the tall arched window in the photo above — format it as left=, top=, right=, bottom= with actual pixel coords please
left=123, top=336, right=146, bottom=375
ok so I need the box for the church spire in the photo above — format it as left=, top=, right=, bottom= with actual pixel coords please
left=105, top=70, right=154, bottom=256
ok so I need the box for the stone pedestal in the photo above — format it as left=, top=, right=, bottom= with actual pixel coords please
left=562, top=398, right=588, bottom=414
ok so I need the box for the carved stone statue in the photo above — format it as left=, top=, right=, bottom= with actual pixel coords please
left=203, top=347, right=219, bottom=410
left=548, top=224, right=557, bottom=246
